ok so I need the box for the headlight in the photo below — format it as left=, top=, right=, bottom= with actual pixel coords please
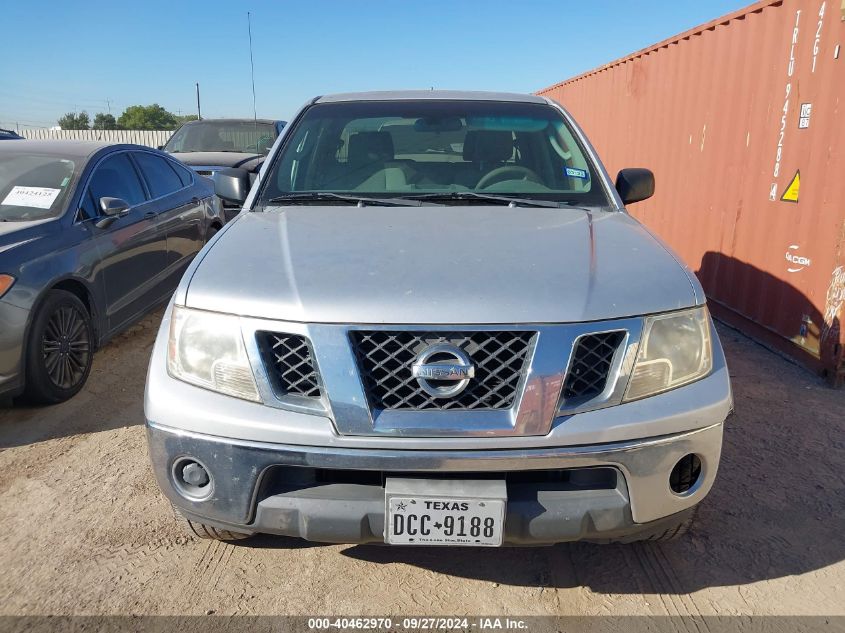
left=0, top=275, right=15, bottom=299
left=624, top=306, right=713, bottom=401
left=167, top=305, right=261, bottom=402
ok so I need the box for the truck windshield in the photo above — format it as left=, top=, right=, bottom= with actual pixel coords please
left=259, top=100, right=610, bottom=206
left=165, top=121, right=277, bottom=154
left=0, top=154, right=76, bottom=222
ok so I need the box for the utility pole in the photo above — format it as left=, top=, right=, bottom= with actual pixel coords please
left=196, top=82, right=202, bottom=120
left=247, top=12, right=257, bottom=122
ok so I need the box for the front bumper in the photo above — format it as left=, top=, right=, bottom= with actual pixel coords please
left=147, top=420, right=723, bottom=544
left=0, top=299, right=29, bottom=398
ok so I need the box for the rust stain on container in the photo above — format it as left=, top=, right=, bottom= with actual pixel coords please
left=539, top=0, right=845, bottom=384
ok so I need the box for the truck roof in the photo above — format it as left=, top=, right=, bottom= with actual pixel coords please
left=315, top=90, right=548, bottom=105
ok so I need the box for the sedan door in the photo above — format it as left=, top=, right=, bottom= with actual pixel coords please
left=84, top=151, right=169, bottom=333
left=132, top=151, right=206, bottom=289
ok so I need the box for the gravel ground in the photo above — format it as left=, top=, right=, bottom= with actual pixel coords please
left=0, top=312, right=843, bottom=617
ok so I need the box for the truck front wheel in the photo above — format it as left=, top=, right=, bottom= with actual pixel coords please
left=171, top=504, right=252, bottom=542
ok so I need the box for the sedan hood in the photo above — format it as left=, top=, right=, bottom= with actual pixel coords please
left=170, top=152, right=263, bottom=172
left=185, top=206, right=698, bottom=324
left=0, top=219, right=53, bottom=253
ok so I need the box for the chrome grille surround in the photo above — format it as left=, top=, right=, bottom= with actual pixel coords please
left=257, top=332, right=321, bottom=399
left=237, top=317, right=644, bottom=437
left=563, top=331, right=627, bottom=400
left=351, top=331, right=535, bottom=411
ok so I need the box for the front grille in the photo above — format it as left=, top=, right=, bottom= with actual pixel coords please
left=351, top=331, right=535, bottom=411
left=259, top=466, right=618, bottom=496
left=562, top=331, right=626, bottom=400
left=257, top=332, right=321, bottom=398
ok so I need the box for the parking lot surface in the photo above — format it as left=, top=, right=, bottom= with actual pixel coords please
left=0, top=312, right=842, bottom=616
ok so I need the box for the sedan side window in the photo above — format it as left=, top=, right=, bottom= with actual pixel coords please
left=88, top=153, right=147, bottom=208
left=134, top=152, right=184, bottom=198
left=77, top=189, right=99, bottom=221
left=169, top=160, right=194, bottom=187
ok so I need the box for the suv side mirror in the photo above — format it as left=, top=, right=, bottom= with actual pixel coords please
left=615, top=168, right=655, bottom=205
left=94, top=197, right=130, bottom=229
left=213, top=168, right=251, bottom=204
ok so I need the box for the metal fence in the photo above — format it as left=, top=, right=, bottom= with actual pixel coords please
left=18, top=129, right=172, bottom=148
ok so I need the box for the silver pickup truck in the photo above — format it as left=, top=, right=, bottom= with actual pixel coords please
left=145, top=91, right=733, bottom=546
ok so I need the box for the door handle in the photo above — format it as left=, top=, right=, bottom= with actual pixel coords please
left=144, top=211, right=157, bottom=219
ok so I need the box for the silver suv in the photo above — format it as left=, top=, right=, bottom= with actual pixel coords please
left=145, top=91, right=732, bottom=546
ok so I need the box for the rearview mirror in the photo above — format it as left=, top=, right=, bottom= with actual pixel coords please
left=413, top=117, right=464, bottom=133
left=213, top=168, right=250, bottom=204
left=615, top=168, right=655, bottom=205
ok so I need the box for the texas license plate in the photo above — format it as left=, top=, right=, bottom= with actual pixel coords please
left=384, top=479, right=506, bottom=547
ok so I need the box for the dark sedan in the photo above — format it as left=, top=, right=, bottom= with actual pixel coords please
left=0, top=129, right=25, bottom=141
left=0, top=140, right=224, bottom=403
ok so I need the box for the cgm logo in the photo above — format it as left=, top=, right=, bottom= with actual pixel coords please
left=785, top=244, right=811, bottom=273
left=411, top=343, right=475, bottom=398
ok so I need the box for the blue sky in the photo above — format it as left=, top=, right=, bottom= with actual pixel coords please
left=1, top=0, right=749, bottom=129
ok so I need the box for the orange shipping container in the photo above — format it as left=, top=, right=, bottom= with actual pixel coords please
left=539, top=0, right=845, bottom=384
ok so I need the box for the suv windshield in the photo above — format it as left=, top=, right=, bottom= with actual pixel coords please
left=165, top=121, right=277, bottom=154
left=259, top=100, right=609, bottom=206
left=0, top=154, right=77, bottom=222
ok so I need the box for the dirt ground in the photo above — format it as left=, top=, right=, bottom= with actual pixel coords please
left=0, top=312, right=843, bottom=617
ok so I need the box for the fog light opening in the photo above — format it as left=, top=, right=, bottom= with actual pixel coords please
left=669, top=454, right=702, bottom=495
left=172, top=457, right=213, bottom=500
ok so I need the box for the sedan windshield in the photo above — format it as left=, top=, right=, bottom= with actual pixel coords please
left=165, top=121, right=277, bottom=154
left=259, top=100, right=610, bottom=206
left=0, top=154, right=77, bottom=221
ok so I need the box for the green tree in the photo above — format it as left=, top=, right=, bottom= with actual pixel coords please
left=93, top=113, right=118, bottom=130
left=174, top=114, right=199, bottom=126
left=117, top=104, right=178, bottom=130
left=57, top=111, right=90, bottom=130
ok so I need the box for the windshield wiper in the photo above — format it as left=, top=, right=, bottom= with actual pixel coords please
left=402, top=191, right=561, bottom=208
left=266, top=192, right=425, bottom=207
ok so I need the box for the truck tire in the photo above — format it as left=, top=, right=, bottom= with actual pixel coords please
left=24, top=290, right=94, bottom=404
left=640, top=506, right=698, bottom=542
left=171, top=504, right=251, bottom=541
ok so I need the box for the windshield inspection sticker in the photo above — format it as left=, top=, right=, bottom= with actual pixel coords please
left=565, top=167, right=588, bottom=179
left=1, top=186, right=61, bottom=209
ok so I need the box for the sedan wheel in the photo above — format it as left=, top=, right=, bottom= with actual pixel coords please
left=42, top=304, right=91, bottom=389
left=24, top=290, right=94, bottom=404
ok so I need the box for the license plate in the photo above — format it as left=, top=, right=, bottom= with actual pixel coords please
left=384, top=479, right=506, bottom=547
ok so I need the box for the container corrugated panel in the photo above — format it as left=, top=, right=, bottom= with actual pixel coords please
left=539, top=0, right=845, bottom=383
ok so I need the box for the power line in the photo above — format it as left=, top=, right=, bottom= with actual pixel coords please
left=0, top=91, right=122, bottom=111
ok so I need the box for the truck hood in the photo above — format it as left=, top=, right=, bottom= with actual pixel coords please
left=169, top=151, right=263, bottom=172
left=184, top=206, right=698, bottom=324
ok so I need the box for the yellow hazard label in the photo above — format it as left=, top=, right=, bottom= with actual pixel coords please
left=781, top=170, right=800, bottom=203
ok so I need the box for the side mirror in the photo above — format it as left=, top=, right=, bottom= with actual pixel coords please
left=100, top=197, right=130, bottom=216
left=615, top=168, right=655, bottom=205
left=213, top=167, right=250, bottom=204
left=157, top=145, right=164, bottom=150
left=95, top=197, right=130, bottom=229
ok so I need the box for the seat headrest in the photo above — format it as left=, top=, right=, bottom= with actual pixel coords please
left=348, top=131, right=394, bottom=166
left=462, top=130, right=514, bottom=162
